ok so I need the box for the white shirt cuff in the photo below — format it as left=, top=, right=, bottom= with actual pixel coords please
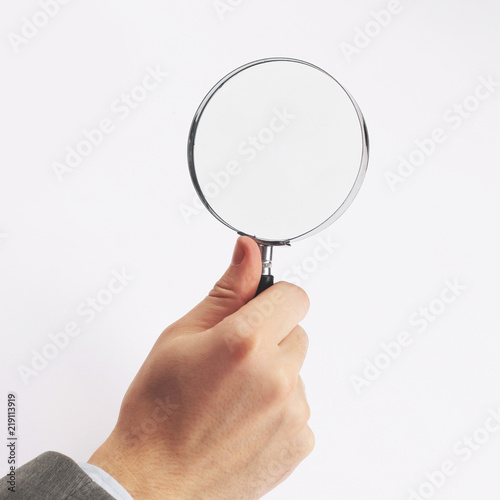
left=78, top=462, right=134, bottom=500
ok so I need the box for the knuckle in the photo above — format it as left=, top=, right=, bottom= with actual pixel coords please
left=301, top=426, right=315, bottom=457
left=285, top=394, right=311, bottom=431
left=301, top=400, right=311, bottom=423
left=290, top=427, right=315, bottom=462
left=221, top=318, right=259, bottom=359
left=294, top=325, right=309, bottom=350
left=233, top=333, right=258, bottom=359
left=276, top=282, right=310, bottom=316
left=282, top=427, right=315, bottom=466
left=266, top=370, right=295, bottom=403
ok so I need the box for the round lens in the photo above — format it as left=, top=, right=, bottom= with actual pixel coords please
left=188, top=58, right=368, bottom=244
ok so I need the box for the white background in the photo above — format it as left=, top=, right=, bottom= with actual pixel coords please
left=1, top=1, right=500, bottom=499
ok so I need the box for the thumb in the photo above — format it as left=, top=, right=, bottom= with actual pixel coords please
left=174, top=236, right=262, bottom=334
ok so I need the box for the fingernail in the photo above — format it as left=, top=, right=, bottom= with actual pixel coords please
left=231, top=238, right=245, bottom=266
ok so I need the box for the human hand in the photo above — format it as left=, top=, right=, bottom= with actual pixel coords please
left=89, top=236, right=314, bottom=500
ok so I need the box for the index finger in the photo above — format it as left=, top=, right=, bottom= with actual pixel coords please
left=222, top=281, right=310, bottom=346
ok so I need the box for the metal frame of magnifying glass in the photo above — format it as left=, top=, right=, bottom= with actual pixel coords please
left=187, top=57, right=369, bottom=255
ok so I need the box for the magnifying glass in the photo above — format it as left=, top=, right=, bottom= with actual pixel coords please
left=188, top=58, right=369, bottom=295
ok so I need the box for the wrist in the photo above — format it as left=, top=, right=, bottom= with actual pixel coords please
left=88, top=429, right=187, bottom=500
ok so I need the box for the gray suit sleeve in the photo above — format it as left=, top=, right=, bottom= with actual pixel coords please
left=1, top=451, right=115, bottom=500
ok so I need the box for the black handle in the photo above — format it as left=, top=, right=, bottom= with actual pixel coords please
left=255, top=274, right=274, bottom=296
